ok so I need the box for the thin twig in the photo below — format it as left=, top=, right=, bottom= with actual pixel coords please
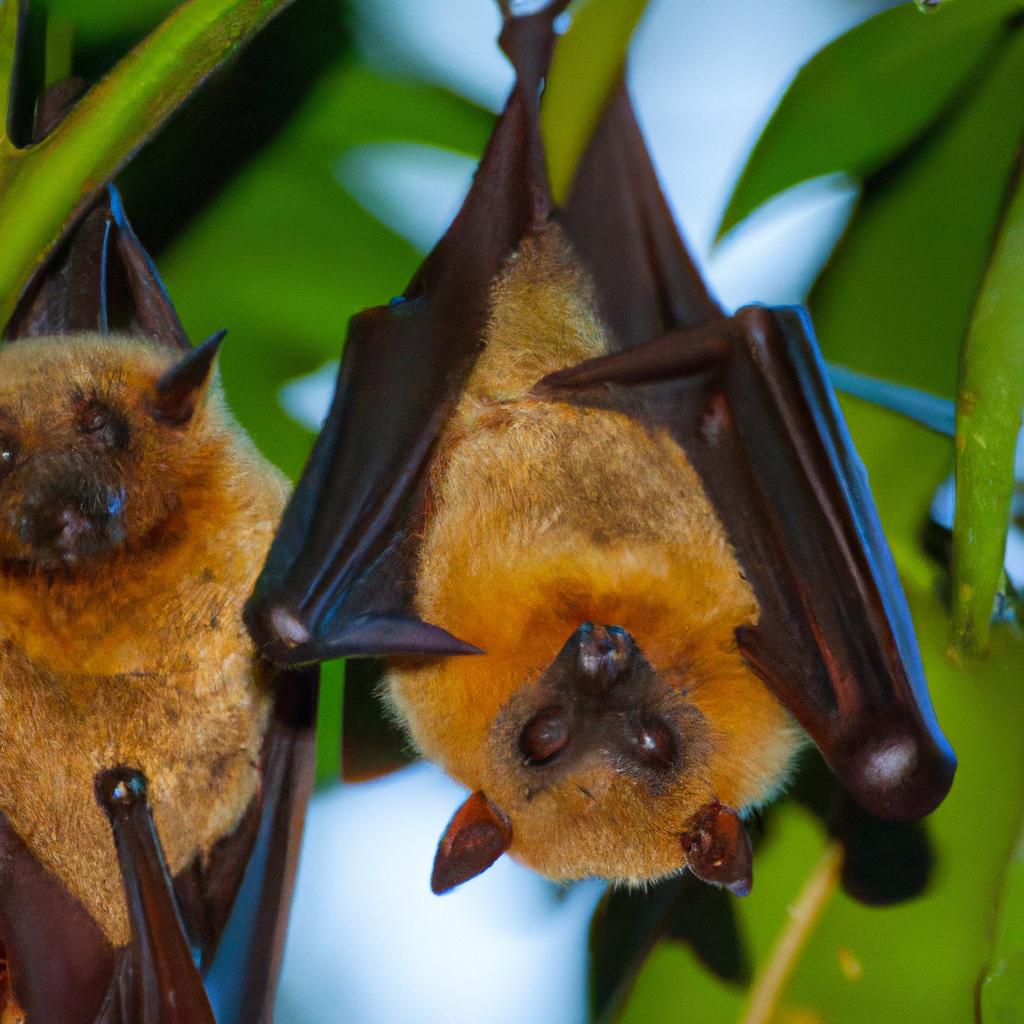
left=739, top=842, right=843, bottom=1024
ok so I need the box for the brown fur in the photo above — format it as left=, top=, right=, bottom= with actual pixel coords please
left=0, top=335, right=287, bottom=945
left=386, top=226, right=802, bottom=883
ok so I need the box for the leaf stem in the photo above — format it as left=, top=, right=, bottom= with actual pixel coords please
left=952, top=147, right=1024, bottom=651
left=739, top=842, right=843, bottom=1024
left=0, top=0, right=297, bottom=328
left=0, top=0, right=21, bottom=144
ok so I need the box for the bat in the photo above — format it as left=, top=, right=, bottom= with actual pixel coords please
left=0, top=82, right=317, bottom=1024
left=246, top=0, right=956, bottom=900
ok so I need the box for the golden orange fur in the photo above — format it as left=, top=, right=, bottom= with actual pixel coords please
left=0, top=334, right=287, bottom=945
left=386, top=226, right=802, bottom=883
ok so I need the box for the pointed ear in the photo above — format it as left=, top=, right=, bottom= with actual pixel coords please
left=431, top=791, right=512, bottom=894
left=681, top=802, right=753, bottom=896
left=151, top=329, right=226, bottom=425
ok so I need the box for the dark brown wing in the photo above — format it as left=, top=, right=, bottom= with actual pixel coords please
left=0, top=813, right=114, bottom=1024
left=561, top=78, right=721, bottom=346
left=4, top=184, right=189, bottom=349
left=200, top=669, right=318, bottom=1024
left=542, top=86, right=955, bottom=820
left=0, top=672, right=316, bottom=1024
left=244, top=3, right=571, bottom=666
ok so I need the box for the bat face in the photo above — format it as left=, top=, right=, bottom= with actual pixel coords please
left=482, top=622, right=720, bottom=881
left=0, top=333, right=218, bottom=572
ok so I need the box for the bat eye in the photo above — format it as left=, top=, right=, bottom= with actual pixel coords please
left=77, top=401, right=128, bottom=450
left=0, top=436, right=17, bottom=479
left=629, top=716, right=677, bottom=770
left=519, top=705, right=571, bottom=766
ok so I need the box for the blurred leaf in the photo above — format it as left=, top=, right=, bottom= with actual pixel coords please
left=953, top=168, right=1024, bottom=651
left=590, top=873, right=749, bottom=1024
left=543, top=0, right=650, bottom=203
left=718, top=0, right=1018, bottom=240
left=340, top=660, right=415, bottom=782
left=0, top=0, right=299, bottom=327
left=739, top=844, right=843, bottom=1024
left=981, top=818, right=1024, bottom=1021
left=39, top=0, right=178, bottom=44
left=810, top=19, right=1024, bottom=400
left=314, top=659, right=345, bottom=787
left=158, top=60, right=491, bottom=478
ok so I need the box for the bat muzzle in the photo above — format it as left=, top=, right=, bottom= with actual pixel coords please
left=17, top=472, right=126, bottom=568
left=568, top=622, right=636, bottom=691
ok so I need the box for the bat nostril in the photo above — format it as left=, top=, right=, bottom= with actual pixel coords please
left=575, top=623, right=635, bottom=687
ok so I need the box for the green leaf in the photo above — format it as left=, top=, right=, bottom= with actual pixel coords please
left=981, top=818, right=1024, bottom=1021
left=810, top=19, right=1024, bottom=401
left=953, top=167, right=1024, bottom=651
left=542, top=0, right=650, bottom=204
left=718, top=0, right=1018, bottom=240
left=38, top=0, right=178, bottom=46
left=0, top=0, right=299, bottom=328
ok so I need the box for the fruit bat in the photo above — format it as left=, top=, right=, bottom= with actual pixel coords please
left=0, top=82, right=317, bottom=1024
left=246, top=0, right=956, bottom=898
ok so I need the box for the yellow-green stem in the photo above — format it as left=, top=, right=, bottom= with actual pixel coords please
left=953, top=154, right=1024, bottom=651
left=0, top=0, right=296, bottom=328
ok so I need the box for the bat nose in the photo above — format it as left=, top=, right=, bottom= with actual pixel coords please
left=572, top=622, right=635, bottom=688
left=19, top=476, right=125, bottom=565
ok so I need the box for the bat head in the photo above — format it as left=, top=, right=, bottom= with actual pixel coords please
left=0, top=331, right=223, bottom=572
left=427, top=622, right=756, bottom=896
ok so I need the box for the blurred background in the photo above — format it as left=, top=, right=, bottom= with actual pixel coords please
left=23, top=0, right=1024, bottom=1021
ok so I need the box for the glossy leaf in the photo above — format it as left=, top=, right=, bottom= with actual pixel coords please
left=542, top=0, right=650, bottom=203
left=953, top=168, right=1024, bottom=651
left=0, top=0, right=299, bottom=327
left=718, top=0, right=1017, bottom=240
left=810, top=21, right=1024, bottom=401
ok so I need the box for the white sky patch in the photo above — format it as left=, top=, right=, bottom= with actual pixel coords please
left=279, top=360, right=338, bottom=432
left=276, top=765, right=602, bottom=1024
left=351, top=0, right=510, bottom=112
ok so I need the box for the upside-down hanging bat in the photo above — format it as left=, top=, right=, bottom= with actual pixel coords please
left=0, top=83, right=317, bottom=1024
left=246, top=0, right=956, bottom=897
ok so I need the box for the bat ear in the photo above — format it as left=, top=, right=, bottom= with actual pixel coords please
left=151, top=329, right=226, bottom=425
left=681, top=802, right=753, bottom=896
left=431, top=791, right=512, bottom=895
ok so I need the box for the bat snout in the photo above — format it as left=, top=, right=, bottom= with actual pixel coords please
left=18, top=475, right=127, bottom=567
left=568, top=622, right=636, bottom=691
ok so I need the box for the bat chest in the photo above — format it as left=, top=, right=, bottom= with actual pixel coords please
left=0, top=585, right=271, bottom=947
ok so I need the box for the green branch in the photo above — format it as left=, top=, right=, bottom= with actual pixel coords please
left=0, top=0, right=297, bottom=328
left=0, top=0, right=20, bottom=143
left=953, top=159, right=1024, bottom=651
